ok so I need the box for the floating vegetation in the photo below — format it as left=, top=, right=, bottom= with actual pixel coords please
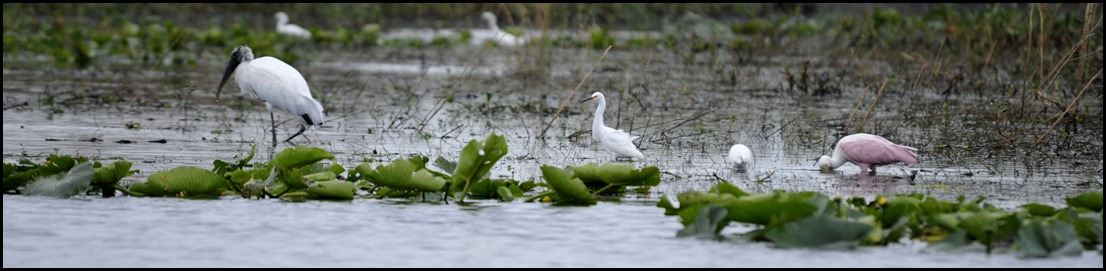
left=357, top=155, right=448, bottom=195
left=127, top=166, right=229, bottom=199
left=4, top=154, right=133, bottom=198
left=448, top=133, right=509, bottom=203
left=2, top=128, right=1101, bottom=258
left=2, top=4, right=1101, bottom=263
left=528, top=162, right=661, bottom=205
left=658, top=182, right=1103, bottom=258
left=21, top=162, right=94, bottom=198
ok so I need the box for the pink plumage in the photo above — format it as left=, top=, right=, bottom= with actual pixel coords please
left=816, top=133, right=918, bottom=175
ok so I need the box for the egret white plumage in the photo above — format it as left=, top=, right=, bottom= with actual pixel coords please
left=726, top=144, right=754, bottom=172
left=217, top=45, right=324, bottom=148
left=275, top=12, right=312, bottom=39
left=581, top=92, right=645, bottom=161
left=816, top=133, right=918, bottom=175
left=472, top=12, right=525, bottom=46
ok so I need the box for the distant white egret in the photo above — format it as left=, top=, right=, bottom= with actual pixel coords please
left=726, top=144, right=754, bottom=172
left=217, top=45, right=324, bottom=148
left=275, top=12, right=312, bottom=39
left=472, top=12, right=525, bottom=46
left=581, top=92, right=645, bottom=161
left=816, top=133, right=918, bottom=175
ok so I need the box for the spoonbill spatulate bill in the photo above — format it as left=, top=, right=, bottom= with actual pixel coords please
left=816, top=133, right=918, bottom=175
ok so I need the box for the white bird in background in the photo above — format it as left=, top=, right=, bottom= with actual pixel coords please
left=816, top=133, right=919, bottom=175
left=275, top=12, right=312, bottom=39
left=726, top=144, right=754, bottom=172
left=581, top=92, right=645, bottom=161
left=472, top=11, right=525, bottom=47
left=217, top=45, right=325, bottom=148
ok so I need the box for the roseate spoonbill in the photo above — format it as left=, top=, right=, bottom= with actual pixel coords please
left=275, top=12, right=312, bottom=39
left=472, top=12, right=525, bottom=46
left=816, top=133, right=918, bottom=175
left=581, top=92, right=645, bottom=161
left=217, top=45, right=325, bottom=148
left=726, top=144, right=754, bottom=172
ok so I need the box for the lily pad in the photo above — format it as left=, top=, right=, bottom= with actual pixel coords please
left=22, top=162, right=94, bottom=198
left=130, top=166, right=229, bottom=198
left=765, top=215, right=875, bottom=249
left=540, top=165, right=596, bottom=205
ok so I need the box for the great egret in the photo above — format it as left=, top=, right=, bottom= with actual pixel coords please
left=726, top=144, right=754, bottom=172
left=275, top=12, right=312, bottom=39
left=816, top=133, right=918, bottom=175
left=217, top=45, right=324, bottom=148
left=581, top=92, right=644, bottom=161
left=472, top=12, right=525, bottom=47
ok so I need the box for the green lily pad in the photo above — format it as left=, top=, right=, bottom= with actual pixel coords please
left=765, top=215, right=875, bottom=249
left=22, top=162, right=94, bottom=198
left=305, top=180, right=356, bottom=200
left=677, top=205, right=729, bottom=239
left=449, top=133, right=508, bottom=202
left=1016, top=219, right=1084, bottom=258
left=272, top=146, right=335, bottom=171
left=540, top=165, right=596, bottom=205
left=130, top=166, right=229, bottom=198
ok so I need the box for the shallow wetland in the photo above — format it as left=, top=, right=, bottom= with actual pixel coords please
left=4, top=3, right=1103, bottom=267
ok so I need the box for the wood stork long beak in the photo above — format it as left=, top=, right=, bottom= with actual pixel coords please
left=216, top=51, right=242, bottom=102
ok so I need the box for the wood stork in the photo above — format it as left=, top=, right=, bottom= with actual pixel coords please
left=275, top=12, right=312, bottom=39
left=216, top=45, right=324, bottom=148
left=816, top=133, right=918, bottom=175
left=581, top=91, right=645, bottom=161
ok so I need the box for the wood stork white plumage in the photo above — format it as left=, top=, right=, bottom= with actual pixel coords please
left=275, top=12, right=312, bottom=39
left=217, top=45, right=324, bottom=148
left=581, top=91, right=645, bottom=161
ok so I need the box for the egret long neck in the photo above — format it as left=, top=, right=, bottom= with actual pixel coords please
left=486, top=17, right=500, bottom=32
left=592, top=98, right=606, bottom=139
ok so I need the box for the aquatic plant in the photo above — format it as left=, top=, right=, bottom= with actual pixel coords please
left=660, top=183, right=1104, bottom=257
left=536, top=164, right=596, bottom=205
left=527, top=162, right=661, bottom=205
left=449, top=132, right=509, bottom=203
left=4, top=154, right=133, bottom=198
left=214, top=145, right=349, bottom=200
left=356, top=155, right=448, bottom=196
left=90, top=160, right=134, bottom=197
left=127, top=166, right=229, bottom=198
left=21, top=162, right=94, bottom=198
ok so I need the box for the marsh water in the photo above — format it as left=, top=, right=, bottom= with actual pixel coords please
left=5, top=195, right=1103, bottom=268
left=3, top=6, right=1104, bottom=267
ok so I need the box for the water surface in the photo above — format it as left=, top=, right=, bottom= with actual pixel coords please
left=4, top=196, right=1102, bottom=268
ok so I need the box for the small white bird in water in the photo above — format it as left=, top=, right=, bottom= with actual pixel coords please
left=275, top=12, right=312, bottom=39
left=816, top=133, right=918, bottom=175
left=217, top=45, right=324, bottom=148
left=472, top=11, right=525, bottom=47
left=581, top=91, right=645, bottom=161
left=726, top=144, right=754, bottom=172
